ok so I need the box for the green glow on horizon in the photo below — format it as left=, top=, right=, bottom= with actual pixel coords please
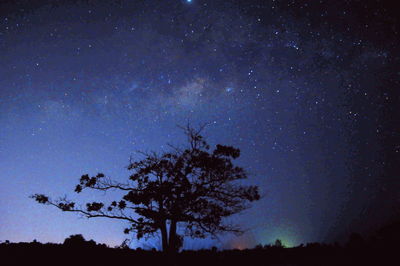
left=257, top=225, right=300, bottom=248
left=278, top=237, right=296, bottom=248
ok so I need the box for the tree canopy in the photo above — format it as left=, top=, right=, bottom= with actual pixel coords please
left=32, top=125, right=260, bottom=252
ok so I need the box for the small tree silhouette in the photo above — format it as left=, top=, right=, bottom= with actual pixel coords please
left=32, top=125, right=260, bottom=253
left=117, top=239, right=131, bottom=249
left=63, top=234, right=85, bottom=245
left=63, top=234, right=96, bottom=248
left=274, top=239, right=284, bottom=248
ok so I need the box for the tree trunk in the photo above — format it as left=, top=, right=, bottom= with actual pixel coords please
left=168, top=220, right=177, bottom=253
left=160, top=220, right=168, bottom=252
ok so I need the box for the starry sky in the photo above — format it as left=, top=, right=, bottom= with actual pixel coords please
left=0, top=0, right=399, bottom=249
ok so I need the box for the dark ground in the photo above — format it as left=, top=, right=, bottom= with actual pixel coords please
left=2, top=220, right=400, bottom=266
left=0, top=236, right=397, bottom=266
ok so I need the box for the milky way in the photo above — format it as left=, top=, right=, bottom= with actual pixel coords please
left=0, top=0, right=399, bottom=249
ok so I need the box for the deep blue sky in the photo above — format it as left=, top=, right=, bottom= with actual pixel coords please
left=0, top=0, right=399, bottom=249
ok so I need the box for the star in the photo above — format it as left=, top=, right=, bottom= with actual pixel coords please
left=0, top=0, right=398, bottom=250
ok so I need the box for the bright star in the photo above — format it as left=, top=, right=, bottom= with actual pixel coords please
left=225, top=87, right=234, bottom=93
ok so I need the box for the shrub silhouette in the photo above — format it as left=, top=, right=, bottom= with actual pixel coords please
left=63, top=234, right=96, bottom=248
left=274, top=239, right=284, bottom=248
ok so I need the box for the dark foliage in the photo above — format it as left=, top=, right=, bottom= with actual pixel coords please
left=63, top=234, right=97, bottom=248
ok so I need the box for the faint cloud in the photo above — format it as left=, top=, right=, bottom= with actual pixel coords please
left=126, top=81, right=140, bottom=93
left=174, top=77, right=207, bottom=106
left=41, top=100, right=69, bottom=115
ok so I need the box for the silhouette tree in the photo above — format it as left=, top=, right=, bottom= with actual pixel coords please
left=63, top=234, right=97, bottom=248
left=274, top=239, right=284, bottom=248
left=32, top=125, right=260, bottom=253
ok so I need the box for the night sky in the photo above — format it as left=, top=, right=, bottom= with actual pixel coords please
left=0, top=0, right=399, bottom=250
